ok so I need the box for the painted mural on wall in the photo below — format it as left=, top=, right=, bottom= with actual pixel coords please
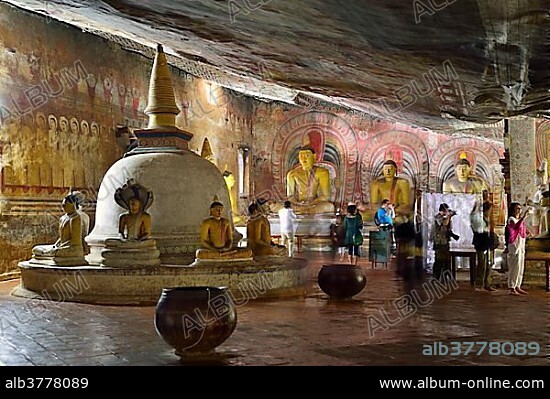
left=261, top=106, right=504, bottom=224
left=0, top=4, right=256, bottom=275
left=0, top=4, right=152, bottom=199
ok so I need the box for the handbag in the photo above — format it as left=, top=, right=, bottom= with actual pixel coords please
left=353, top=233, right=363, bottom=246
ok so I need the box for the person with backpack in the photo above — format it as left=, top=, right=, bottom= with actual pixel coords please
left=375, top=199, right=396, bottom=255
left=330, top=213, right=347, bottom=261
left=344, top=203, right=363, bottom=266
left=375, top=199, right=394, bottom=230
left=506, top=202, right=530, bottom=295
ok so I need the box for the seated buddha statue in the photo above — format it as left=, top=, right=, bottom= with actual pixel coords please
left=443, top=157, right=487, bottom=194
left=105, top=194, right=155, bottom=248
left=370, top=160, right=412, bottom=224
left=118, top=196, right=153, bottom=241
left=102, top=180, right=160, bottom=268
left=247, top=201, right=287, bottom=257
left=196, top=201, right=253, bottom=260
left=272, top=146, right=335, bottom=215
left=32, top=193, right=87, bottom=266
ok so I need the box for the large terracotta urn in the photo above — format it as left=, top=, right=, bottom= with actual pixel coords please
left=317, top=264, right=367, bottom=300
left=154, top=287, right=237, bottom=358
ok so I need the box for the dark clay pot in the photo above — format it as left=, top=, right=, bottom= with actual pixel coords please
left=154, top=286, right=237, bottom=357
left=317, top=264, right=367, bottom=300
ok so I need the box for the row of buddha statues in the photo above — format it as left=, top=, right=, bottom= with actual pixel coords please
left=267, top=146, right=489, bottom=219
left=28, top=147, right=548, bottom=267
left=30, top=181, right=287, bottom=267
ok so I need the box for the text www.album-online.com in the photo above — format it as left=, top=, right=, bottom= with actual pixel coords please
left=379, top=378, right=544, bottom=389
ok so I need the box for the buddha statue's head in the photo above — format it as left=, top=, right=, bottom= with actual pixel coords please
left=128, top=197, right=142, bottom=214
left=210, top=201, right=224, bottom=219
left=455, top=158, right=472, bottom=183
left=62, top=193, right=79, bottom=214
left=298, top=146, right=316, bottom=171
left=223, top=171, right=235, bottom=189
left=382, top=160, right=398, bottom=181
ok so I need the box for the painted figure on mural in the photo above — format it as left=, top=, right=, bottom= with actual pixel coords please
left=278, top=146, right=335, bottom=215
left=196, top=200, right=253, bottom=260
left=20, top=114, right=36, bottom=186
left=247, top=201, right=287, bottom=257
left=31, top=192, right=86, bottom=265
left=443, top=152, right=487, bottom=194
left=35, top=112, right=51, bottom=187
left=47, top=114, right=58, bottom=148
left=370, top=159, right=412, bottom=223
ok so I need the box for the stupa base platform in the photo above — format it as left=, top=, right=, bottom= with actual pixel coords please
left=14, top=257, right=308, bottom=305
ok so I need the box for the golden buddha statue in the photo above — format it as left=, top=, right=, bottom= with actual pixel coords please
left=247, top=201, right=287, bottom=257
left=370, top=160, right=412, bottom=223
left=273, top=146, right=334, bottom=215
left=443, top=154, right=487, bottom=194
left=196, top=200, right=253, bottom=260
left=223, top=170, right=244, bottom=225
left=31, top=192, right=87, bottom=265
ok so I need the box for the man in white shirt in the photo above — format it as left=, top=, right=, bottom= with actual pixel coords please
left=278, top=201, right=297, bottom=257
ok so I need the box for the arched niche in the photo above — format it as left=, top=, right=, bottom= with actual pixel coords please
left=271, top=111, right=359, bottom=209
left=430, top=138, right=501, bottom=193
left=360, top=130, right=429, bottom=205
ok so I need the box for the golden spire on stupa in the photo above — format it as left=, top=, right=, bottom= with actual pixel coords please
left=144, top=44, right=180, bottom=129
left=201, top=138, right=214, bottom=162
left=133, top=43, right=193, bottom=149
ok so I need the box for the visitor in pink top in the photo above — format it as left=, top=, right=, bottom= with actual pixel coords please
left=506, top=202, right=530, bottom=296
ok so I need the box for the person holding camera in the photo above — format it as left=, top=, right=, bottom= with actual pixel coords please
left=431, top=203, right=459, bottom=280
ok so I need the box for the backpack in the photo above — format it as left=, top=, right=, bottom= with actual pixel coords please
left=374, top=210, right=381, bottom=226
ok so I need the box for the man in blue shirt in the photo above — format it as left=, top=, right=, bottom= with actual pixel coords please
left=375, top=199, right=396, bottom=255
left=375, top=199, right=394, bottom=229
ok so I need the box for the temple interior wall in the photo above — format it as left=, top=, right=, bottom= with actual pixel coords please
left=1, top=3, right=545, bottom=276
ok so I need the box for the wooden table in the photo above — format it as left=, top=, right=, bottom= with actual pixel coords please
left=449, top=248, right=477, bottom=285
left=524, top=251, right=550, bottom=292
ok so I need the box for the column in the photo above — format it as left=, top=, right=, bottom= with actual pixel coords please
left=509, top=117, right=536, bottom=203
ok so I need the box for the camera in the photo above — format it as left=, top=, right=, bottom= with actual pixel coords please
left=449, top=209, right=457, bottom=217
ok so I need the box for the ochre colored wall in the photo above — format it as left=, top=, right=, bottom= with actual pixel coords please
left=0, top=4, right=251, bottom=275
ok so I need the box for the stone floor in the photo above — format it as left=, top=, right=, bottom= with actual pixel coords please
left=0, top=252, right=547, bottom=366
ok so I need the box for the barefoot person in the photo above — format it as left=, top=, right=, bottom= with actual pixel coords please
left=506, top=202, right=529, bottom=295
